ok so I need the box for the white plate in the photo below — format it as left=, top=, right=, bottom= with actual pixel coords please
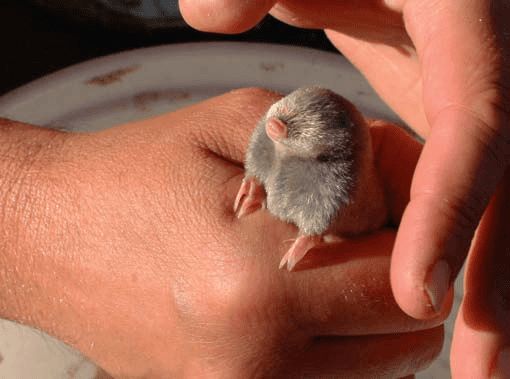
left=0, top=42, right=458, bottom=378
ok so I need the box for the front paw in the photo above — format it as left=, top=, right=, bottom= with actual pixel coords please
left=233, top=177, right=266, bottom=218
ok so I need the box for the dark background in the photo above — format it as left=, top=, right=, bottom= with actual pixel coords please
left=1, top=0, right=335, bottom=96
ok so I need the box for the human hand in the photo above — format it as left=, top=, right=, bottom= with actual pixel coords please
left=0, top=89, right=444, bottom=377
left=179, top=1, right=510, bottom=376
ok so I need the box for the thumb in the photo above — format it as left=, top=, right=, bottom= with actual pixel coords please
left=391, top=0, right=510, bottom=318
left=179, top=0, right=276, bottom=33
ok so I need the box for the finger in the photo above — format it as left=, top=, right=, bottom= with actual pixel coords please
left=326, top=30, right=427, bottom=136
left=179, top=0, right=406, bottom=38
left=285, top=230, right=450, bottom=336
left=369, top=121, right=422, bottom=225
left=269, top=0, right=405, bottom=41
left=450, top=170, right=510, bottom=378
left=391, top=0, right=510, bottom=319
left=179, top=0, right=276, bottom=33
left=285, top=327, right=443, bottom=378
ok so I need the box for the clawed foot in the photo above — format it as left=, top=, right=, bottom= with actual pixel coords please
left=233, top=177, right=266, bottom=218
left=279, top=235, right=322, bottom=271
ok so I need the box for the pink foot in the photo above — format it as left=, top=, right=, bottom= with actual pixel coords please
left=279, top=235, right=322, bottom=271
left=233, top=177, right=266, bottom=218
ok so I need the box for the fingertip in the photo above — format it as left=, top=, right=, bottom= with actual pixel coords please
left=179, top=0, right=276, bottom=33
left=390, top=251, right=454, bottom=321
left=370, top=123, right=443, bottom=319
left=390, top=201, right=456, bottom=320
left=389, top=258, right=432, bottom=320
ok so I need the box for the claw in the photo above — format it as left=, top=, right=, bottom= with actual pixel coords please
left=279, top=235, right=322, bottom=271
left=234, top=178, right=250, bottom=213
left=234, top=177, right=266, bottom=218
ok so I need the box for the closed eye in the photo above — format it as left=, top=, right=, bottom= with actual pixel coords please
left=316, top=154, right=331, bottom=162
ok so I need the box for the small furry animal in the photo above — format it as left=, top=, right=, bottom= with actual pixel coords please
left=234, top=87, right=387, bottom=270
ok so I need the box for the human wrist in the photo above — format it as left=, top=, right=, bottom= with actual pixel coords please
left=0, top=118, right=73, bottom=334
left=0, top=118, right=184, bottom=376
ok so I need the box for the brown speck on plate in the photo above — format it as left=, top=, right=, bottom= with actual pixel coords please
left=259, top=62, right=284, bottom=72
left=85, top=65, right=140, bottom=86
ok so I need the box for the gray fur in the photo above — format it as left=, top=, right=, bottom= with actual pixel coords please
left=244, top=86, right=374, bottom=236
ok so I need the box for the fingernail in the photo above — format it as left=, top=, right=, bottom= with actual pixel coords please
left=492, top=347, right=510, bottom=379
left=424, top=260, right=451, bottom=313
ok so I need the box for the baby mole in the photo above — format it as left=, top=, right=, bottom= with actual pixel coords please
left=234, top=86, right=387, bottom=271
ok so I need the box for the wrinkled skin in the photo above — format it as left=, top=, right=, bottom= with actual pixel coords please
left=179, top=1, right=510, bottom=377
left=0, top=89, right=445, bottom=377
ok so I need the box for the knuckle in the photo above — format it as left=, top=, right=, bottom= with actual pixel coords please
left=173, top=264, right=287, bottom=334
left=413, top=190, right=483, bottom=271
left=466, top=110, right=510, bottom=172
left=412, top=189, right=484, bottom=254
left=438, top=192, right=485, bottom=233
left=173, top=267, right=295, bottom=375
left=429, top=103, right=510, bottom=232
left=227, top=87, right=282, bottom=104
left=182, top=87, right=282, bottom=164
